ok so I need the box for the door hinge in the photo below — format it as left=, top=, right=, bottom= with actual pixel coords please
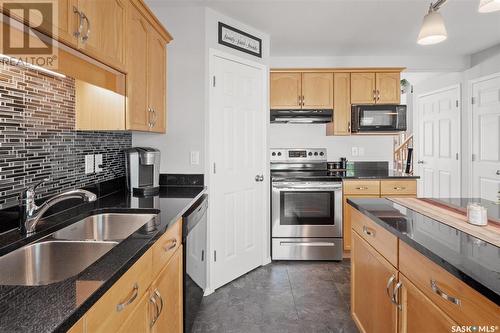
left=212, top=76, right=216, bottom=87
left=214, top=250, right=217, bottom=262
left=213, top=162, right=216, bottom=174
left=456, top=152, right=459, bottom=160
left=455, top=100, right=459, bottom=108
left=201, top=250, right=205, bottom=262
left=471, top=97, right=476, bottom=105
left=472, top=154, right=476, bottom=161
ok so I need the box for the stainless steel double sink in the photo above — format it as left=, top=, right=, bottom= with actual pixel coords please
left=0, top=213, right=157, bottom=286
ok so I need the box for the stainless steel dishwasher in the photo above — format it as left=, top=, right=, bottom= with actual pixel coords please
left=183, top=194, right=208, bottom=332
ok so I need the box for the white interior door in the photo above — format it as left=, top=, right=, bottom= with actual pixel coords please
left=416, top=86, right=461, bottom=198
left=471, top=74, right=500, bottom=202
left=209, top=52, right=266, bottom=290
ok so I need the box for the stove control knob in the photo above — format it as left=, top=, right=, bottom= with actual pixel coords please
left=277, top=152, right=282, bottom=156
left=314, top=152, right=318, bottom=156
left=272, top=152, right=276, bottom=156
left=308, top=152, right=312, bottom=156
left=319, top=152, right=324, bottom=156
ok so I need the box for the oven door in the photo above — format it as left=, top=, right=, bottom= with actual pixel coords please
left=271, top=182, right=342, bottom=238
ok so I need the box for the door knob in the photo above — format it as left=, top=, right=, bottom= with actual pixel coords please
left=417, top=160, right=425, bottom=164
left=255, top=175, right=264, bottom=182
left=496, top=170, right=500, bottom=175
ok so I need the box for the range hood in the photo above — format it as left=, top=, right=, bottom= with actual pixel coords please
left=270, top=109, right=333, bottom=124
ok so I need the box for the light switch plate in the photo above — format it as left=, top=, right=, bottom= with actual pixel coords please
left=358, top=147, right=365, bottom=156
left=94, top=154, right=103, bottom=173
left=85, top=155, right=94, bottom=174
left=351, top=147, right=359, bottom=157
left=190, top=151, right=200, bottom=165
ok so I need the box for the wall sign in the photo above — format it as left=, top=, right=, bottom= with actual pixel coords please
left=218, top=22, right=262, bottom=58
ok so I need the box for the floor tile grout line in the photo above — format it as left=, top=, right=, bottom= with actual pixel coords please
left=286, top=266, right=301, bottom=322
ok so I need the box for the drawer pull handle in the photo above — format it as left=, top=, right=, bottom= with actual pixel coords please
left=149, top=293, right=159, bottom=327
left=155, top=289, right=164, bottom=316
left=116, top=283, right=139, bottom=312
left=355, top=186, right=369, bottom=190
left=393, top=282, right=403, bottom=309
left=362, top=226, right=375, bottom=237
left=430, top=280, right=461, bottom=305
left=386, top=275, right=396, bottom=303
left=163, top=238, right=177, bottom=251
left=393, top=187, right=406, bottom=190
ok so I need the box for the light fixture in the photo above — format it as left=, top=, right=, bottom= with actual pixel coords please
left=417, top=1, right=448, bottom=45
left=478, top=0, right=500, bottom=13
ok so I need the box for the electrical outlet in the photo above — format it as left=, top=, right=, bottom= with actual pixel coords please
left=85, top=155, right=94, bottom=174
left=358, top=147, right=365, bottom=156
left=351, top=147, right=359, bottom=157
left=94, top=154, right=103, bottom=173
left=190, top=151, right=200, bottom=165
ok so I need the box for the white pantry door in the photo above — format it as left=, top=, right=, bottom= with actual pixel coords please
left=210, top=53, right=266, bottom=290
left=416, top=86, right=461, bottom=198
left=471, top=74, right=500, bottom=201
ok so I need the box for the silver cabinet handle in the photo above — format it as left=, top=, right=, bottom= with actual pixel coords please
left=154, top=290, right=164, bottom=316
left=376, top=89, right=381, bottom=101
left=355, top=186, right=369, bottom=190
left=386, top=275, right=396, bottom=303
left=73, top=6, right=83, bottom=38
left=116, top=283, right=139, bottom=312
left=362, top=225, right=375, bottom=237
left=393, top=187, right=406, bottom=191
left=255, top=174, right=264, bottom=182
left=80, top=11, right=90, bottom=42
left=149, top=293, right=159, bottom=327
left=373, top=89, right=377, bottom=101
left=430, top=280, right=461, bottom=305
left=148, top=107, right=153, bottom=128
left=417, top=160, right=425, bottom=164
left=151, top=108, right=157, bottom=127
left=163, top=238, right=177, bottom=251
left=393, top=282, right=403, bottom=309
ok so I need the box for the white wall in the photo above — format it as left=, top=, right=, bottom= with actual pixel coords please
left=133, top=4, right=206, bottom=174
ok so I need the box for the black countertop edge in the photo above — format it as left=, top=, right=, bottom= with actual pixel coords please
left=347, top=198, right=500, bottom=306
left=54, top=188, right=208, bottom=332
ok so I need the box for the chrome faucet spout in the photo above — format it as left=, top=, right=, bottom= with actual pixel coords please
left=19, top=185, right=97, bottom=234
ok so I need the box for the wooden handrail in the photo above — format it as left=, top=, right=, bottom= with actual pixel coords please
left=394, top=134, right=414, bottom=174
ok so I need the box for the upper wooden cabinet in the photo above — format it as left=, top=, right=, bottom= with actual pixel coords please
left=270, top=72, right=333, bottom=110
left=326, top=73, right=350, bottom=136
left=125, top=0, right=171, bottom=133
left=270, top=73, right=302, bottom=109
left=351, top=72, right=400, bottom=104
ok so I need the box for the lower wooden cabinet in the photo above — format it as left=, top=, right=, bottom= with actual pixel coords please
left=351, top=232, right=398, bottom=333
left=343, top=195, right=377, bottom=250
left=118, top=293, right=153, bottom=333
left=398, top=275, right=457, bottom=333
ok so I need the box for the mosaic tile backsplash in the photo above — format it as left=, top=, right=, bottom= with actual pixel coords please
left=0, top=62, right=132, bottom=209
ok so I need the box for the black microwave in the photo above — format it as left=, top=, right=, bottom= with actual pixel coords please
left=351, top=104, right=407, bottom=133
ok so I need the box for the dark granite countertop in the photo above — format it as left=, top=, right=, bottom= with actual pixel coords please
left=0, top=185, right=206, bottom=333
left=347, top=198, right=500, bottom=306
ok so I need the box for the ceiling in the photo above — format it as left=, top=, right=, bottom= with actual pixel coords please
left=156, top=0, right=500, bottom=57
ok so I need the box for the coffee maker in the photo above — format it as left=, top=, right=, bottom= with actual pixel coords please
left=124, top=147, right=160, bottom=196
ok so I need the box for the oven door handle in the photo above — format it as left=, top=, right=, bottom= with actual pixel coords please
left=272, top=186, right=342, bottom=191
left=279, top=241, right=336, bottom=247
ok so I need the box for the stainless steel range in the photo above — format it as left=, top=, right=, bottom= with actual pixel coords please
left=271, top=148, right=343, bottom=261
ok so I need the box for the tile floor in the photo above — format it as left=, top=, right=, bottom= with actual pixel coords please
left=192, top=260, right=358, bottom=333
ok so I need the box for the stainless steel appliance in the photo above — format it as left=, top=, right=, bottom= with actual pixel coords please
left=270, top=109, right=333, bottom=123
left=351, top=104, right=407, bottom=133
left=183, top=194, right=208, bottom=333
left=124, top=147, right=161, bottom=196
left=271, top=148, right=343, bottom=261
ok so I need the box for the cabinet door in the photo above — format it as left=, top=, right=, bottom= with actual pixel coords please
left=118, top=293, right=153, bottom=333
left=67, top=317, right=85, bottom=333
left=351, top=232, right=398, bottom=333
left=343, top=195, right=378, bottom=251
left=77, top=0, right=126, bottom=70
left=148, top=26, right=167, bottom=133
left=152, top=246, right=183, bottom=333
left=399, top=275, right=457, bottom=333
left=332, top=73, right=350, bottom=135
left=125, top=2, right=150, bottom=131
left=302, top=73, right=333, bottom=109
left=56, top=0, right=78, bottom=47
left=270, top=73, right=302, bottom=109
left=351, top=73, right=376, bottom=104
left=376, top=73, right=400, bottom=104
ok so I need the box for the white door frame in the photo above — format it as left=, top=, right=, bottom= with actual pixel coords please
left=414, top=84, right=461, bottom=197
left=204, top=48, right=270, bottom=295
left=467, top=71, right=500, bottom=198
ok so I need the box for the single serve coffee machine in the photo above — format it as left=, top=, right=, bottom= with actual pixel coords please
left=124, top=147, right=160, bottom=196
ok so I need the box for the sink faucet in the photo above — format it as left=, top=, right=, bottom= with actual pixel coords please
left=19, top=179, right=97, bottom=234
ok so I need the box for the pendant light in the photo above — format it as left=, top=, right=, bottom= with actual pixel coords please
left=478, top=0, right=500, bottom=13
left=417, top=2, right=448, bottom=45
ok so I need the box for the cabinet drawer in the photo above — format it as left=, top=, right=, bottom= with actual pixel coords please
left=380, top=180, right=417, bottom=196
left=399, top=242, right=499, bottom=326
left=87, top=249, right=153, bottom=333
left=351, top=208, right=398, bottom=267
left=344, top=180, right=380, bottom=195
left=153, top=218, right=182, bottom=276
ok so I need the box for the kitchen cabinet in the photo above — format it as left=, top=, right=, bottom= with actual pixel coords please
left=351, top=72, right=400, bottom=105
left=67, top=317, right=85, bottom=333
left=55, top=0, right=79, bottom=47
left=326, top=73, right=350, bottom=136
left=125, top=0, right=171, bottom=133
left=270, top=72, right=333, bottom=110
left=270, top=73, right=302, bottom=109
left=343, top=195, right=377, bottom=251
left=117, top=293, right=152, bottom=333
left=398, top=275, right=457, bottom=333
left=351, top=231, right=398, bottom=333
